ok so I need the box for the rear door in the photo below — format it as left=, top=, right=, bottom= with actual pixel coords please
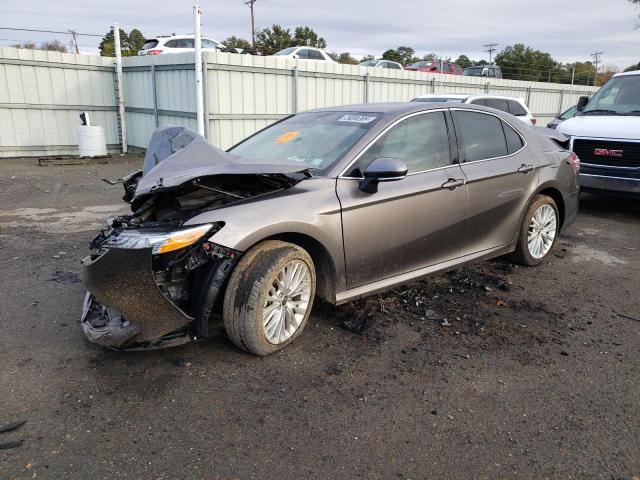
left=451, top=109, right=540, bottom=255
left=336, top=110, right=468, bottom=289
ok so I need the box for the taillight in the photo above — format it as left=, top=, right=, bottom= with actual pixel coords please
left=568, top=152, right=580, bottom=171
left=146, top=50, right=162, bottom=55
left=531, top=118, right=537, bottom=125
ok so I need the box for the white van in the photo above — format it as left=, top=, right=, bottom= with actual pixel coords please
left=558, top=70, right=640, bottom=198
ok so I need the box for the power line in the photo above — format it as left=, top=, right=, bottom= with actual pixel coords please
left=0, top=26, right=102, bottom=37
left=483, top=43, right=498, bottom=64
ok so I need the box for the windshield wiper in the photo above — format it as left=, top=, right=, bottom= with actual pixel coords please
left=582, top=109, right=620, bottom=115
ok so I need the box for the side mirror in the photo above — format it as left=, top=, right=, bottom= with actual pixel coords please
left=292, top=54, right=299, bottom=59
left=576, top=96, right=589, bottom=112
left=359, top=157, right=408, bottom=194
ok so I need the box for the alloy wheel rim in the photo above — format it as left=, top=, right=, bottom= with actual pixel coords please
left=262, top=260, right=311, bottom=344
left=527, top=204, right=557, bottom=259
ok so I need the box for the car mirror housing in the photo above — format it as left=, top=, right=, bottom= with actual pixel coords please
left=576, top=96, right=589, bottom=112
left=359, top=157, right=408, bottom=194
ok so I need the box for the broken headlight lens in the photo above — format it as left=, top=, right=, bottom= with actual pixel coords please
left=104, top=224, right=217, bottom=254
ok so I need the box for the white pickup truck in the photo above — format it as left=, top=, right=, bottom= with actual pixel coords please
left=558, top=70, right=640, bottom=198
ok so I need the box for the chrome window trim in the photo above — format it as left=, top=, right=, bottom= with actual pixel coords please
left=449, top=108, right=528, bottom=164
left=337, top=108, right=455, bottom=179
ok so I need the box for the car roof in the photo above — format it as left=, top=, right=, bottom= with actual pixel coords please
left=614, top=70, right=640, bottom=77
left=413, top=93, right=525, bottom=103
left=307, top=101, right=517, bottom=116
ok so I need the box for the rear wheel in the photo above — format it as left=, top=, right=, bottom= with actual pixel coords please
left=510, top=194, right=559, bottom=266
left=223, top=240, right=316, bottom=356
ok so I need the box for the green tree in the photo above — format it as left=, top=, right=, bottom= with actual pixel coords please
left=360, top=54, right=375, bottom=62
left=382, top=46, right=417, bottom=65
left=128, top=29, right=146, bottom=55
left=222, top=36, right=252, bottom=51
left=335, top=52, right=358, bottom=64
left=293, top=26, right=327, bottom=49
left=624, top=62, right=640, bottom=72
left=12, top=40, right=67, bottom=52
left=495, top=43, right=562, bottom=82
left=255, top=24, right=293, bottom=55
left=454, top=54, right=473, bottom=69
left=99, top=28, right=139, bottom=57
left=381, top=49, right=402, bottom=63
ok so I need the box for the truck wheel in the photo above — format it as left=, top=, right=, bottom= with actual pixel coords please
left=223, top=240, right=316, bottom=356
left=510, top=194, right=559, bottom=266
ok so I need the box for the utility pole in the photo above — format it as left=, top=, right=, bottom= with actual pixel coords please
left=245, top=0, right=257, bottom=47
left=483, top=43, right=498, bottom=64
left=68, top=29, right=79, bottom=53
left=591, top=51, right=603, bottom=86
left=113, top=23, right=127, bottom=153
left=571, top=67, right=575, bottom=86
left=194, top=4, right=205, bottom=137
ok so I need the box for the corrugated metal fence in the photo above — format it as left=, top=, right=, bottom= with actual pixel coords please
left=0, top=47, right=120, bottom=157
left=0, top=47, right=599, bottom=157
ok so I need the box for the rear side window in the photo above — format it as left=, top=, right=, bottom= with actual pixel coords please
left=308, top=49, right=325, bottom=60
left=142, top=40, right=158, bottom=50
left=470, top=98, right=487, bottom=106
left=388, top=62, right=401, bottom=69
left=502, top=122, right=524, bottom=154
left=453, top=111, right=509, bottom=161
left=355, top=112, right=451, bottom=174
left=507, top=100, right=527, bottom=116
left=485, top=98, right=509, bottom=113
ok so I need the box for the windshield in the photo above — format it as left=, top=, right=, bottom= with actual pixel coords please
left=583, top=75, right=640, bottom=115
left=359, top=60, right=379, bottom=67
left=229, top=111, right=382, bottom=173
left=274, top=47, right=297, bottom=56
left=411, top=97, right=465, bottom=103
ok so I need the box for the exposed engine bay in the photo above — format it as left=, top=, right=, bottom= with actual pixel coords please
left=81, top=126, right=311, bottom=350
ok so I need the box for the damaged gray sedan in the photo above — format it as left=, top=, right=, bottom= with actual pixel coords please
left=81, top=102, right=579, bottom=355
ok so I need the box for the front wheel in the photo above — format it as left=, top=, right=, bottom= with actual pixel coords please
left=223, top=240, right=316, bottom=356
left=510, top=194, right=559, bottom=266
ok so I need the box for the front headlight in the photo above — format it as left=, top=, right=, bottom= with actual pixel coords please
left=104, top=224, right=216, bottom=254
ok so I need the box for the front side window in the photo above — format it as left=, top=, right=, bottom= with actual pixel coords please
left=308, top=49, right=325, bottom=60
left=202, top=39, right=218, bottom=49
left=230, top=111, right=382, bottom=173
left=583, top=75, right=640, bottom=115
left=453, top=111, right=509, bottom=161
left=349, top=112, right=451, bottom=176
left=359, top=60, right=378, bottom=67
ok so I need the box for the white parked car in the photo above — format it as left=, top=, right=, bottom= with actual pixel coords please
left=273, top=46, right=336, bottom=62
left=358, top=59, right=404, bottom=70
left=411, top=93, right=536, bottom=125
left=138, top=35, right=224, bottom=55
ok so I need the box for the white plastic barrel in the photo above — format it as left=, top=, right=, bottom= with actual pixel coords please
left=77, top=125, right=107, bottom=157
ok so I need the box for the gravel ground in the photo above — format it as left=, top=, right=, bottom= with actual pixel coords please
left=0, top=155, right=638, bottom=479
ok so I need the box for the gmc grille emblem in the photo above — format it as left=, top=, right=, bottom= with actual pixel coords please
left=594, top=148, right=623, bottom=158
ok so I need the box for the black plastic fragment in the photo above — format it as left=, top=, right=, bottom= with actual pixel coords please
left=0, top=419, right=26, bottom=434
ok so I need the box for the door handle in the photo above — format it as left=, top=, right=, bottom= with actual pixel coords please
left=517, top=164, right=535, bottom=173
left=441, top=178, right=465, bottom=190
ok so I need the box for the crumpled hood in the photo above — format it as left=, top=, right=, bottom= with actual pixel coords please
left=135, top=126, right=311, bottom=199
left=558, top=115, right=640, bottom=140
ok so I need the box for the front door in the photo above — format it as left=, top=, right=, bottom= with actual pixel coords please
left=451, top=109, right=540, bottom=255
left=336, top=110, right=468, bottom=289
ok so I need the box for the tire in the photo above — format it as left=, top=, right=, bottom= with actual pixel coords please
left=510, top=194, right=559, bottom=266
left=223, top=240, right=316, bottom=356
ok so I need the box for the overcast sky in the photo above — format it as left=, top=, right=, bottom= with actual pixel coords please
left=1, top=0, right=639, bottom=68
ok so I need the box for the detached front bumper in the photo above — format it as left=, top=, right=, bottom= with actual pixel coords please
left=81, top=247, right=194, bottom=350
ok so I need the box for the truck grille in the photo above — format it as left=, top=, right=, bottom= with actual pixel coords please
left=573, top=139, right=640, bottom=168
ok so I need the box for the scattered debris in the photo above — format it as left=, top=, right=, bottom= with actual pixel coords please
left=0, top=439, right=24, bottom=450
left=554, top=248, right=568, bottom=258
left=0, top=419, right=26, bottom=433
left=560, top=350, right=569, bottom=356
left=323, top=363, right=344, bottom=375
left=616, top=312, right=640, bottom=323
left=38, top=156, right=110, bottom=166
left=48, top=271, right=80, bottom=284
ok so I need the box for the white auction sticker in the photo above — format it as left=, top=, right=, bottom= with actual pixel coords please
left=337, top=114, right=377, bottom=124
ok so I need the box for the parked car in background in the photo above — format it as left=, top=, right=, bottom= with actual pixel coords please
left=405, top=61, right=462, bottom=75
left=80, top=103, right=578, bottom=356
left=558, top=70, right=640, bottom=198
left=138, top=35, right=224, bottom=55
left=463, top=65, right=503, bottom=79
left=358, top=59, right=403, bottom=70
left=411, top=93, right=536, bottom=125
left=273, top=46, right=336, bottom=62
left=547, top=105, right=578, bottom=129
